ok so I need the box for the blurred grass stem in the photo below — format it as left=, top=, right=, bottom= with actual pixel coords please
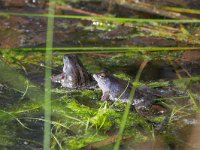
left=114, top=60, right=148, bottom=150
left=43, top=0, right=55, bottom=150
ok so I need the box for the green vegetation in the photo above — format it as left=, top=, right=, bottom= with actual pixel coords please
left=1, top=51, right=199, bottom=149
left=0, top=0, right=200, bottom=149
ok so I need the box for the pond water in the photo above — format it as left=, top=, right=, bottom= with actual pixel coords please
left=0, top=0, right=200, bottom=149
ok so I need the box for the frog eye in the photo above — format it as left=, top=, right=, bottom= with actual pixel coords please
left=99, top=73, right=106, bottom=79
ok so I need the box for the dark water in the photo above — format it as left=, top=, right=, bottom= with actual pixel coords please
left=0, top=0, right=200, bottom=149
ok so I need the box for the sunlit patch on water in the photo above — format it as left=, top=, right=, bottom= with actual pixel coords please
left=133, top=98, right=145, bottom=105
left=183, top=119, right=198, bottom=125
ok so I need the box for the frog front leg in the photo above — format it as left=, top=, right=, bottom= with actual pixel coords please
left=101, top=91, right=110, bottom=101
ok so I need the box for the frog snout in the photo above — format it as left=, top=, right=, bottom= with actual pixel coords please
left=92, top=74, right=97, bottom=80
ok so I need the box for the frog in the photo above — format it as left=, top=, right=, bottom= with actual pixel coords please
left=93, top=71, right=132, bottom=102
left=52, top=54, right=96, bottom=89
left=93, top=71, right=168, bottom=114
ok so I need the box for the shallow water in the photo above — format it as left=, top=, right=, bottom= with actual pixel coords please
left=0, top=0, right=200, bottom=149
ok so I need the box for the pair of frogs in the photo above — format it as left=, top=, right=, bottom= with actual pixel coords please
left=52, top=54, right=167, bottom=115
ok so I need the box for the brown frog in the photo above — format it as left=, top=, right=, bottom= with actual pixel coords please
left=93, top=71, right=169, bottom=115
left=52, top=54, right=95, bottom=89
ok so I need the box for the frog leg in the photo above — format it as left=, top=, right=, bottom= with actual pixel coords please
left=101, top=91, right=110, bottom=101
